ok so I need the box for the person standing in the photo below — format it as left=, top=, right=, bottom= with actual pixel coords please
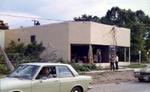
left=110, top=54, right=115, bottom=71
left=115, top=55, right=119, bottom=70
left=97, top=49, right=102, bottom=63
left=93, top=54, right=98, bottom=63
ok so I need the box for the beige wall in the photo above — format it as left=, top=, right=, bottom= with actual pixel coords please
left=68, top=22, right=91, bottom=44
left=4, top=21, right=130, bottom=62
left=90, top=22, right=130, bottom=47
left=5, top=22, right=70, bottom=61
left=0, top=30, right=5, bottom=48
left=68, top=22, right=91, bottom=61
left=68, top=21, right=130, bottom=47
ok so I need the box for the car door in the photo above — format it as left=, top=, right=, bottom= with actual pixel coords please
left=57, top=65, right=77, bottom=92
left=32, top=66, right=60, bottom=92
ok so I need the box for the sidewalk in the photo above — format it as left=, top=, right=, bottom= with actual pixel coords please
left=84, top=67, right=141, bottom=74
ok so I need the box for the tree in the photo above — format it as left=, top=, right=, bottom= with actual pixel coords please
left=74, top=14, right=101, bottom=22
left=99, top=7, right=150, bottom=61
left=0, top=45, right=14, bottom=71
left=74, top=7, right=150, bottom=61
left=5, top=41, right=45, bottom=65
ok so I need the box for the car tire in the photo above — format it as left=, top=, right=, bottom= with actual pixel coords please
left=71, top=87, right=83, bottom=92
left=138, top=78, right=145, bottom=82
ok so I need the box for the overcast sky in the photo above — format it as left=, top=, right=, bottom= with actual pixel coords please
left=0, top=0, right=150, bottom=28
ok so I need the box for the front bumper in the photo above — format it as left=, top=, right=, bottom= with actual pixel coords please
left=134, top=72, right=150, bottom=80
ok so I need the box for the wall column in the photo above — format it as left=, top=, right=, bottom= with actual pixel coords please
left=129, top=47, right=131, bottom=62
left=88, top=44, right=94, bottom=63
left=124, top=47, right=127, bottom=62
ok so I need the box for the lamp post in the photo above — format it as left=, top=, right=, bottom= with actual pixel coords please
left=138, top=50, right=141, bottom=63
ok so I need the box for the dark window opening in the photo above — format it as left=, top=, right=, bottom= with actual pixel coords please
left=18, top=38, right=20, bottom=42
left=71, top=44, right=89, bottom=63
left=31, top=35, right=36, bottom=43
left=71, top=44, right=110, bottom=63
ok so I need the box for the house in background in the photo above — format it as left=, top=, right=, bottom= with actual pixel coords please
left=0, top=21, right=130, bottom=66
left=0, top=20, right=9, bottom=49
left=0, top=20, right=9, bottom=30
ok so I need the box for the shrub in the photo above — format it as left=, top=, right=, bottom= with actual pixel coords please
left=0, top=64, right=9, bottom=74
left=82, top=64, right=97, bottom=70
left=71, top=63, right=97, bottom=72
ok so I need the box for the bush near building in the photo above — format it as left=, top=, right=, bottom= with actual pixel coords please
left=71, top=63, right=97, bottom=72
left=0, top=41, right=45, bottom=74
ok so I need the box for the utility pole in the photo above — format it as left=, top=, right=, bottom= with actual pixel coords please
left=138, top=50, right=141, bottom=63
left=147, top=51, right=149, bottom=62
left=0, top=45, right=14, bottom=71
left=32, top=20, right=40, bottom=26
left=110, top=26, right=117, bottom=57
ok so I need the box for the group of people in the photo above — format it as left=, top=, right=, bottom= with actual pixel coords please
left=110, top=54, right=119, bottom=71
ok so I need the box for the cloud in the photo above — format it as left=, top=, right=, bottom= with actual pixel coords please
left=34, top=0, right=150, bottom=20
left=0, top=11, right=41, bottom=28
left=0, top=0, right=150, bottom=28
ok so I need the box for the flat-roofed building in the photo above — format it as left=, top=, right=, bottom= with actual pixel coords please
left=0, top=21, right=130, bottom=65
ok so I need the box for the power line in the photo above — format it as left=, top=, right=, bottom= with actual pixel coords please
left=0, top=13, right=70, bottom=22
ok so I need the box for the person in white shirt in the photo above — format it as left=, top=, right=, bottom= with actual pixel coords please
left=115, top=55, right=119, bottom=70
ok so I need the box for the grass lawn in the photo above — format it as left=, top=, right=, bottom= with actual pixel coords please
left=125, top=63, right=147, bottom=68
left=0, top=74, right=5, bottom=78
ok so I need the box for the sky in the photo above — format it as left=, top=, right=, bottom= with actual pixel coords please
left=0, top=0, right=150, bottom=29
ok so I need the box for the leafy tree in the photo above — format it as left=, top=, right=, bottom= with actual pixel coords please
left=5, top=41, right=45, bottom=64
left=74, top=14, right=101, bottom=22
left=99, top=7, right=150, bottom=61
left=74, top=7, right=150, bottom=62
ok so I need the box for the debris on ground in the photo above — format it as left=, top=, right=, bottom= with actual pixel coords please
left=83, top=70, right=136, bottom=84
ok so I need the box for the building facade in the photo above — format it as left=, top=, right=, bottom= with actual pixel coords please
left=0, top=21, right=130, bottom=64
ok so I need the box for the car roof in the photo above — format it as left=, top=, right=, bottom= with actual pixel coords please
left=22, top=62, right=69, bottom=67
left=22, top=62, right=79, bottom=76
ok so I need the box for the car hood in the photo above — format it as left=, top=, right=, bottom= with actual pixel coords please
left=0, top=77, right=31, bottom=90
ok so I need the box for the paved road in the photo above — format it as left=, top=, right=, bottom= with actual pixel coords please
left=88, top=81, right=150, bottom=92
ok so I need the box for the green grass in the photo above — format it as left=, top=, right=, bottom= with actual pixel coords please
left=125, top=63, right=146, bottom=68
left=0, top=74, right=5, bottom=78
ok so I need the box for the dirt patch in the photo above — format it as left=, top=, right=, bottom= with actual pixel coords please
left=83, top=70, right=136, bottom=84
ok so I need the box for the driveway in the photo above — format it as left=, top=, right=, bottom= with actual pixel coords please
left=88, top=81, right=150, bottom=92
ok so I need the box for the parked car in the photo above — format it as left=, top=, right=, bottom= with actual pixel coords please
left=134, top=64, right=150, bottom=82
left=0, top=63, right=92, bottom=92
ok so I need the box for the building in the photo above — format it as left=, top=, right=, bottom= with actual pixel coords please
left=0, top=21, right=130, bottom=65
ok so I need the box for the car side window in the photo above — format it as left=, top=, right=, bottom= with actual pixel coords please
left=36, top=66, right=57, bottom=79
left=57, top=66, right=74, bottom=78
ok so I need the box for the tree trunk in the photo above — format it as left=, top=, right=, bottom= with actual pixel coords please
left=0, top=46, right=14, bottom=71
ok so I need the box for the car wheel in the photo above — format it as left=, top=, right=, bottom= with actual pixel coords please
left=138, top=78, right=145, bottom=82
left=71, top=87, right=83, bottom=92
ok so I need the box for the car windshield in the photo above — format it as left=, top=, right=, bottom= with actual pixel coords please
left=8, top=65, right=40, bottom=80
